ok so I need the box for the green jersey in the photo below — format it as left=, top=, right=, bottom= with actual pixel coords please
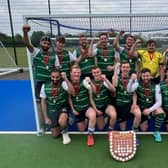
left=71, top=80, right=90, bottom=113
left=43, top=81, right=68, bottom=114
left=56, top=50, right=71, bottom=76
left=76, top=48, right=95, bottom=74
left=136, top=82, right=155, bottom=110
left=33, top=50, right=55, bottom=81
left=119, top=47, right=137, bottom=74
left=96, top=46, right=115, bottom=76
left=92, top=80, right=111, bottom=108
left=116, top=78, right=133, bottom=106
left=160, top=80, right=168, bottom=111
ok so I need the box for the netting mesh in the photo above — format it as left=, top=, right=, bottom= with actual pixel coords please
left=0, top=41, right=17, bottom=68
left=26, top=14, right=168, bottom=35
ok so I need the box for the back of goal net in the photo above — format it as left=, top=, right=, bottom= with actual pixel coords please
left=0, top=41, right=17, bottom=71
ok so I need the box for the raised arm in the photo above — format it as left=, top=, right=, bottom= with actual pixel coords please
left=128, top=39, right=141, bottom=57
left=112, top=31, right=124, bottom=51
left=127, top=73, right=139, bottom=93
left=88, top=38, right=98, bottom=57
left=112, top=62, right=120, bottom=87
left=101, top=74, right=116, bottom=92
left=22, top=25, right=34, bottom=53
left=61, top=72, right=74, bottom=95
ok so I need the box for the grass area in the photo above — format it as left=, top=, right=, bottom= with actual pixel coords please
left=0, top=47, right=28, bottom=67
left=0, top=134, right=168, bottom=168
left=6, top=47, right=28, bottom=67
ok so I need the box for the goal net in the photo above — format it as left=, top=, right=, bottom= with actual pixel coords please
left=24, top=14, right=168, bottom=134
left=0, top=41, right=19, bottom=76
left=24, top=13, right=168, bottom=35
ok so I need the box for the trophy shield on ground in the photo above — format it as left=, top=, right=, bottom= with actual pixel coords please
left=109, top=131, right=137, bottom=162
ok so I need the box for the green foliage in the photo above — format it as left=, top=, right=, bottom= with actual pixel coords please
left=31, top=31, right=45, bottom=47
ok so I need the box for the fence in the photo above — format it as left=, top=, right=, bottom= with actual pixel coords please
left=1, top=0, right=168, bottom=65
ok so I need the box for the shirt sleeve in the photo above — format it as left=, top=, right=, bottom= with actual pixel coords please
left=62, top=81, right=68, bottom=91
left=72, top=50, right=77, bottom=59
left=40, top=84, right=46, bottom=98
left=114, top=50, right=120, bottom=60
left=149, top=84, right=162, bottom=112
left=55, top=54, right=60, bottom=67
left=92, top=47, right=98, bottom=56
left=159, top=53, right=164, bottom=64
left=127, top=79, right=139, bottom=93
left=103, top=80, right=110, bottom=89
left=83, top=79, right=91, bottom=90
left=30, top=48, right=40, bottom=58
left=69, top=51, right=76, bottom=61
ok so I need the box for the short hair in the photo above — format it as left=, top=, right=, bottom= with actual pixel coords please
left=56, top=36, right=65, bottom=44
left=99, top=32, right=108, bottom=38
left=141, top=68, right=151, bottom=74
left=40, top=35, right=51, bottom=43
left=91, top=65, right=100, bottom=71
left=121, top=61, right=130, bottom=66
left=146, top=39, right=156, bottom=45
left=79, top=34, right=86, bottom=38
left=70, top=63, right=80, bottom=72
left=125, top=34, right=134, bottom=41
left=51, top=67, right=61, bottom=74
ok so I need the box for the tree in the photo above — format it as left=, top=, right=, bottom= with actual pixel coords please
left=31, top=31, right=45, bottom=47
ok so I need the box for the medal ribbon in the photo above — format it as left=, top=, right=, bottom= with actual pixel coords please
left=51, top=81, right=61, bottom=99
left=73, top=83, right=80, bottom=95
left=121, top=77, right=129, bottom=91
left=166, top=80, right=168, bottom=87
left=102, top=48, right=109, bottom=59
left=56, top=50, right=63, bottom=65
left=94, top=80, right=103, bottom=94
left=148, top=52, right=154, bottom=61
left=44, top=52, right=50, bottom=65
left=142, top=82, right=151, bottom=97
left=80, top=48, right=88, bottom=58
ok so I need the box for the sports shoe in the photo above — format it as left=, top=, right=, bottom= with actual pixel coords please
left=62, top=133, right=71, bottom=145
left=154, top=131, right=162, bottom=142
left=87, top=134, right=94, bottom=146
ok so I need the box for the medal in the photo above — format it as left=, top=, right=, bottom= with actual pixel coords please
left=129, top=59, right=132, bottom=63
left=46, top=65, right=49, bottom=70
left=53, top=99, right=56, bottom=103
left=146, top=98, right=149, bottom=102
left=85, top=59, right=88, bottom=62
left=97, top=94, right=100, bottom=98
left=124, top=90, right=127, bottom=94
left=76, top=96, right=79, bottom=100
left=104, top=58, right=107, bottom=62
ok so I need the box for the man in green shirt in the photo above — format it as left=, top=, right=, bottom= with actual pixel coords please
left=40, top=69, right=73, bottom=144
left=23, top=24, right=55, bottom=100
left=127, top=68, right=165, bottom=142
left=68, top=65, right=96, bottom=147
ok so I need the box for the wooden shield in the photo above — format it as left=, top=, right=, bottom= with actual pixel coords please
left=109, top=131, right=137, bottom=162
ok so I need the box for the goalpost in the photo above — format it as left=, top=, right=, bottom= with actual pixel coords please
left=23, top=14, right=168, bottom=135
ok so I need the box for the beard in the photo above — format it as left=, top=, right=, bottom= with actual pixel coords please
left=41, top=46, right=50, bottom=52
left=81, top=43, right=87, bottom=49
left=52, top=80, right=60, bottom=85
